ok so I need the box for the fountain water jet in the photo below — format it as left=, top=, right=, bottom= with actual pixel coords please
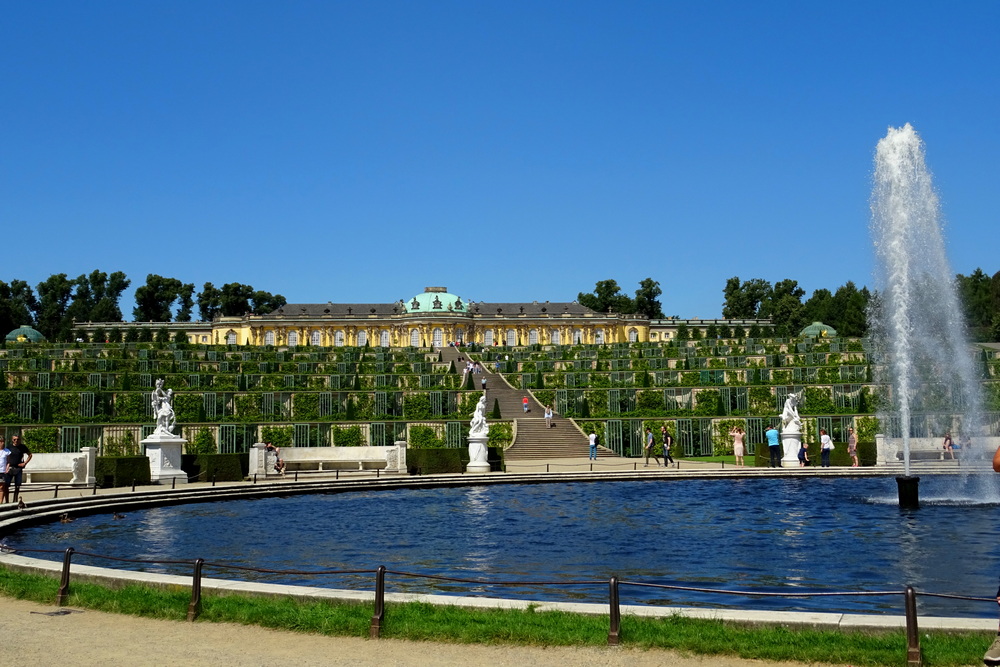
left=869, top=123, right=987, bottom=506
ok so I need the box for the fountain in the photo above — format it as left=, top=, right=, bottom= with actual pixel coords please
left=869, top=123, right=988, bottom=507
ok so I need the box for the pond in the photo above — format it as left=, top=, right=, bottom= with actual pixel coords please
left=6, top=475, right=998, bottom=617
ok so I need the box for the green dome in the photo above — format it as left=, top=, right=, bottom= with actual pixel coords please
left=799, top=321, right=838, bottom=338
left=5, top=325, right=46, bottom=343
left=402, top=288, right=467, bottom=313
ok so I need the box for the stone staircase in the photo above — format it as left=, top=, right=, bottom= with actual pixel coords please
left=438, top=346, right=617, bottom=461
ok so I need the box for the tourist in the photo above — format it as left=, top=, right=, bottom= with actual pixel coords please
left=643, top=427, right=660, bottom=467
left=798, top=441, right=809, bottom=467
left=522, top=396, right=529, bottom=413
left=660, top=425, right=675, bottom=466
left=5, top=435, right=31, bottom=503
left=544, top=405, right=554, bottom=428
left=265, top=441, right=284, bottom=475
left=943, top=432, right=955, bottom=459
left=765, top=425, right=781, bottom=467
left=730, top=427, right=745, bottom=466
left=819, top=429, right=834, bottom=467
left=481, top=376, right=487, bottom=393
left=847, top=427, right=859, bottom=467
left=0, top=436, right=10, bottom=503
left=985, top=443, right=1000, bottom=665
left=588, top=431, right=598, bottom=460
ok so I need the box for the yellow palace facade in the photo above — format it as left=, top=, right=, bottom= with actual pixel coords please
left=214, top=287, right=649, bottom=348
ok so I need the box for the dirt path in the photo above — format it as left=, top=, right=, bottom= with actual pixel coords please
left=4, top=596, right=848, bottom=667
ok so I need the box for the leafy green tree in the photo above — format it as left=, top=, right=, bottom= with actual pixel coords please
left=759, top=279, right=805, bottom=337
left=831, top=282, right=870, bottom=337
left=175, top=283, right=196, bottom=322
left=35, top=273, right=75, bottom=340
left=578, top=279, right=635, bottom=314
left=956, top=268, right=993, bottom=328
left=722, top=277, right=771, bottom=319
left=633, top=278, right=664, bottom=319
left=219, top=283, right=255, bottom=316
left=133, top=274, right=184, bottom=322
left=197, top=282, right=222, bottom=321
left=65, top=270, right=131, bottom=325
left=251, top=290, right=287, bottom=315
left=801, top=288, right=835, bottom=326
left=0, top=279, right=37, bottom=335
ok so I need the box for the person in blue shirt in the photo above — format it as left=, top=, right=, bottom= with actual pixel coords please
left=765, top=425, right=781, bottom=468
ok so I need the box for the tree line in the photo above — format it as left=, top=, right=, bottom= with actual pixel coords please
left=0, top=271, right=285, bottom=342
left=579, top=268, right=1000, bottom=341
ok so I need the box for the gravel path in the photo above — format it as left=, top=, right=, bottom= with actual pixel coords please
left=4, top=596, right=852, bottom=667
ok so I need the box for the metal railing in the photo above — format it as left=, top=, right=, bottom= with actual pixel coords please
left=2, top=544, right=994, bottom=666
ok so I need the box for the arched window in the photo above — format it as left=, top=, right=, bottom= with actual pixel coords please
left=410, top=329, right=420, bottom=347
left=550, top=329, right=561, bottom=345
left=484, top=330, right=494, bottom=346
left=573, top=329, right=583, bottom=344
left=380, top=330, right=390, bottom=347
left=287, top=331, right=298, bottom=346
left=334, top=330, right=345, bottom=346
left=506, top=329, right=517, bottom=346
left=528, top=328, right=538, bottom=345
left=226, top=331, right=237, bottom=345
left=432, top=328, right=443, bottom=348
left=455, top=328, right=464, bottom=343
left=357, top=330, right=368, bottom=347
left=595, top=329, right=605, bottom=344
left=628, top=328, right=638, bottom=342
left=311, top=330, right=322, bottom=346
left=264, top=331, right=275, bottom=346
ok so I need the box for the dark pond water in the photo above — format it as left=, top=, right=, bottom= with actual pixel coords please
left=6, top=476, right=999, bottom=617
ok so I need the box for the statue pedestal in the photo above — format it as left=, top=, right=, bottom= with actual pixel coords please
left=780, top=431, right=801, bottom=467
left=142, top=432, right=188, bottom=484
left=466, top=434, right=490, bottom=473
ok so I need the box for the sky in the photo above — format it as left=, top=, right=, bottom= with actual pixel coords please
left=2, top=1, right=998, bottom=320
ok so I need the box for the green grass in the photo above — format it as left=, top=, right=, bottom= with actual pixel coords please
left=0, top=567, right=990, bottom=665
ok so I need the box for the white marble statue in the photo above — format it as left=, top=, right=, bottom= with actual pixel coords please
left=469, top=394, right=488, bottom=438
left=781, top=391, right=803, bottom=434
left=152, top=378, right=176, bottom=436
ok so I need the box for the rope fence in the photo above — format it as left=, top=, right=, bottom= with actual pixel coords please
left=2, top=544, right=995, bottom=666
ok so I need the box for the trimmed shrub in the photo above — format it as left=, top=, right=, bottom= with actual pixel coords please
left=181, top=453, right=245, bottom=482
left=96, top=456, right=151, bottom=487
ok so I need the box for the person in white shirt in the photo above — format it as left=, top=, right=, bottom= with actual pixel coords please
left=819, top=429, right=834, bottom=467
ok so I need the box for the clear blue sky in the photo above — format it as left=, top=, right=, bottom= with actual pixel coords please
left=2, top=1, right=997, bottom=319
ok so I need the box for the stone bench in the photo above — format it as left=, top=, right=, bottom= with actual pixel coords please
left=21, top=448, right=97, bottom=485
left=875, top=435, right=999, bottom=465
left=248, top=442, right=407, bottom=477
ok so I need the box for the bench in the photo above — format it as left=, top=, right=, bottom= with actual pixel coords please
left=22, top=448, right=97, bottom=485
left=875, top=435, right=999, bottom=465
left=248, top=443, right=407, bottom=477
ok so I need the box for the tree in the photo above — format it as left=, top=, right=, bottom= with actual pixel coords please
left=175, top=283, right=196, bottom=322
left=577, top=279, right=634, bottom=314
left=219, top=283, right=255, bottom=316
left=956, top=268, right=993, bottom=329
left=801, top=288, right=835, bottom=326
left=197, top=282, right=222, bottom=321
left=251, top=290, right=287, bottom=315
left=0, top=280, right=38, bottom=336
left=830, top=282, right=870, bottom=337
left=66, top=270, right=131, bottom=324
left=35, top=274, right=75, bottom=341
left=133, top=274, right=183, bottom=322
left=633, top=278, right=664, bottom=319
left=722, top=277, right=771, bottom=319
left=759, top=279, right=805, bottom=337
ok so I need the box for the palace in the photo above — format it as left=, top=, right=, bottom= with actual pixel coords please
left=71, top=286, right=772, bottom=347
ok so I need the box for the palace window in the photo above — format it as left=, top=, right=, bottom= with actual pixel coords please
left=432, top=328, right=443, bottom=347
left=410, top=329, right=420, bottom=347
left=528, top=328, right=538, bottom=345
left=506, top=329, right=517, bottom=346
left=484, top=330, right=494, bottom=346
left=357, top=330, right=368, bottom=347
left=311, top=331, right=322, bottom=346
left=627, top=328, right=638, bottom=342
left=551, top=329, right=561, bottom=345
left=264, top=331, right=275, bottom=346
left=595, top=329, right=605, bottom=344
left=334, top=330, right=345, bottom=346
left=287, top=331, right=298, bottom=346
left=226, top=331, right=237, bottom=345
left=380, top=330, right=390, bottom=347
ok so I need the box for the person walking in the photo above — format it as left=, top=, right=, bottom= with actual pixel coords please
left=847, top=427, right=859, bottom=467
left=544, top=405, right=553, bottom=428
left=798, top=441, right=810, bottom=467
left=660, top=425, right=675, bottom=466
left=730, top=426, right=745, bottom=466
left=5, top=434, right=31, bottom=503
left=643, top=427, right=660, bottom=467
left=819, top=429, right=834, bottom=467
left=481, top=376, right=487, bottom=394
left=765, top=425, right=781, bottom=468
left=522, top=396, right=529, bottom=413
left=588, top=431, right=598, bottom=461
